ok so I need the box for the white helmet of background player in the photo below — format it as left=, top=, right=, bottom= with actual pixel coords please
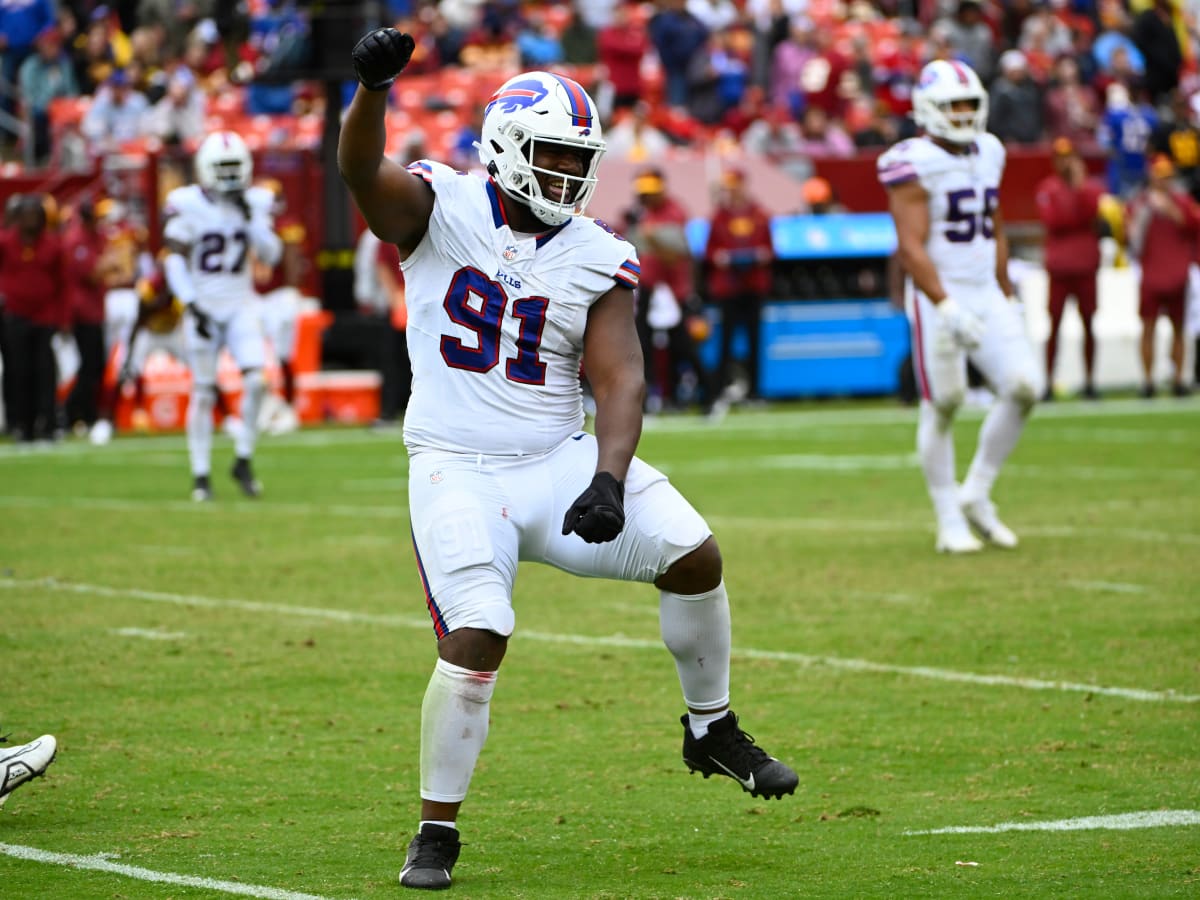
left=912, top=59, right=989, bottom=145
left=195, top=131, right=253, bottom=194
left=476, top=71, right=606, bottom=227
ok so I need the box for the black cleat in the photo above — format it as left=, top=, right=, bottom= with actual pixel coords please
left=191, top=475, right=213, bottom=502
left=231, top=457, right=261, bottom=498
left=399, top=824, right=461, bottom=890
left=681, top=711, right=798, bottom=799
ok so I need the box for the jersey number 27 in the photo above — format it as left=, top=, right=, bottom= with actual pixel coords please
left=945, top=187, right=999, bottom=243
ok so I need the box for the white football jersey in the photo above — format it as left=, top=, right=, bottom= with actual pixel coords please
left=399, top=159, right=640, bottom=456
left=877, top=133, right=1006, bottom=289
left=163, top=184, right=275, bottom=317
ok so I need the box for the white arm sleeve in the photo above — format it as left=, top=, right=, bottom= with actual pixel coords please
left=164, top=252, right=198, bottom=307
left=248, top=219, right=283, bottom=268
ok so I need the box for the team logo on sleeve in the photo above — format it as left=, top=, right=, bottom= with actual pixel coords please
left=486, top=79, right=550, bottom=116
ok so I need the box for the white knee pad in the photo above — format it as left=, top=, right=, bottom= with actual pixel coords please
left=188, top=386, right=215, bottom=418
left=1000, top=367, right=1041, bottom=415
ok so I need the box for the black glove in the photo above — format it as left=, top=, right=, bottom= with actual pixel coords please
left=187, top=303, right=213, bottom=340
left=231, top=190, right=251, bottom=220
left=351, top=28, right=416, bottom=92
left=562, top=472, right=625, bottom=544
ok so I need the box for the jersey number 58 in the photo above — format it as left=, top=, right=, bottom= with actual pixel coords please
left=944, top=187, right=999, bottom=243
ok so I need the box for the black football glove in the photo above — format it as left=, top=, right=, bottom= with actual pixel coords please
left=351, top=28, right=415, bottom=92
left=187, top=303, right=213, bottom=340
left=562, top=472, right=625, bottom=544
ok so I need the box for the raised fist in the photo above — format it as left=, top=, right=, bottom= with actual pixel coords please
left=351, top=28, right=415, bottom=92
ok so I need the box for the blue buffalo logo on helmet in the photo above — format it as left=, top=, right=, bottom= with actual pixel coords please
left=486, top=79, right=551, bottom=117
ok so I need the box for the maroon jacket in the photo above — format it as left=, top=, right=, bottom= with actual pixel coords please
left=0, top=226, right=66, bottom=327
left=1036, top=174, right=1103, bottom=277
left=62, top=222, right=107, bottom=326
left=1129, top=187, right=1200, bottom=292
left=703, top=202, right=774, bottom=300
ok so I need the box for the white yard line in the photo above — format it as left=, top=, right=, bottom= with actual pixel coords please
left=905, top=809, right=1200, bottom=836
left=1068, top=580, right=1149, bottom=595
left=4, top=577, right=1196, bottom=704
left=110, top=627, right=188, bottom=640
left=0, top=843, right=347, bottom=900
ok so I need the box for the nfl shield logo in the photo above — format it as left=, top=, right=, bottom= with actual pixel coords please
left=503, top=245, right=518, bottom=261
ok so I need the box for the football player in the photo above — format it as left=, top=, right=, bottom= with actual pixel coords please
left=878, top=60, right=1042, bottom=553
left=340, top=30, right=798, bottom=891
left=163, top=131, right=283, bottom=501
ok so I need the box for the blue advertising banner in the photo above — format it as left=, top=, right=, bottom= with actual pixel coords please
left=686, top=213, right=898, bottom=260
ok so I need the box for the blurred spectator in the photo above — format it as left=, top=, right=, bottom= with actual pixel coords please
left=142, top=66, right=204, bottom=146
left=74, top=5, right=135, bottom=93
left=1132, top=0, right=1181, bottom=105
left=1152, top=91, right=1200, bottom=202
left=559, top=6, right=598, bottom=65
left=703, top=168, right=775, bottom=402
left=605, top=101, right=673, bottom=162
left=597, top=2, right=648, bottom=112
left=687, top=29, right=749, bottom=125
left=1127, top=155, right=1198, bottom=396
left=988, top=50, right=1044, bottom=144
left=687, top=0, right=738, bottom=32
left=623, top=168, right=719, bottom=414
left=0, top=0, right=56, bottom=153
left=62, top=199, right=108, bottom=431
left=460, top=5, right=520, bottom=71
left=17, top=25, right=80, bottom=165
left=515, top=7, right=563, bottom=68
left=182, top=18, right=226, bottom=78
left=81, top=68, right=150, bottom=154
left=795, top=29, right=852, bottom=118
left=1098, top=82, right=1158, bottom=198
left=0, top=195, right=66, bottom=442
left=1043, top=55, right=1100, bottom=151
left=1036, top=138, right=1105, bottom=400
left=741, top=106, right=809, bottom=180
left=795, top=105, right=855, bottom=156
left=935, top=0, right=996, bottom=84
left=848, top=98, right=899, bottom=149
left=1017, top=4, right=1073, bottom=77
left=649, top=0, right=709, bottom=108
left=768, top=17, right=817, bottom=113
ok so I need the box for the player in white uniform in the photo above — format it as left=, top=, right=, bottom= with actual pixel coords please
left=878, top=60, right=1042, bottom=553
left=340, top=29, right=798, bottom=891
left=163, top=131, right=283, bottom=501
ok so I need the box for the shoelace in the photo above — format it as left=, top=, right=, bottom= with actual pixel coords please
left=410, top=835, right=460, bottom=868
left=711, top=722, right=772, bottom=771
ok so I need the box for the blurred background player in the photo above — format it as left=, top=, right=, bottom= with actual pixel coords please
left=163, top=131, right=282, bottom=500
left=252, top=177, right=307, bottom=434
left=703, top=167, right=775, bottom=404
left=878, top=59, right=1042, bottom=554
left=1035, top=138, right=1105, bottom=400
left=62, top=198, right=110, bottom=436
left=0, top=732, right=56, bottom=807
left=1126, top=154, right=1199, bottom=397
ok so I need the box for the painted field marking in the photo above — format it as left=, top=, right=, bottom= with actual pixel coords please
left=0, top=842, right=348, bottom=900
left=110, top=627, right=187, bottom=640
left=905, top=809, right=1200, bottom=836
left=1068, top=580, right=1149, bottom=595
left=4, top=577, right=1197, bottom=705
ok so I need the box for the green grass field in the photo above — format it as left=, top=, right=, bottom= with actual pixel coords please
left=2, top=397, right=1198, bottom=899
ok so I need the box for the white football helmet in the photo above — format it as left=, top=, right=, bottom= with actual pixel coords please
left=912, top=60, right=989, bottom=145
left=195, top=131, right=253, bottom=194
left=476, top=71, right=606, bottom=226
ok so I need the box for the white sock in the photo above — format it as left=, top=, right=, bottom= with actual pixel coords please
left=917, top=401, right=962, bottom=521
left=962, top=397, right=1026, bottom=502
left=687, top=709, right=728, bottom=739
left=235, top=369, right=265, bottom=459
left=186, top=387, right=215, bottom=477
left=419, top=819, right=458, bottom=833
left=419, top=658, right=497, bottom=804
left=660, top=581, right=731, bottom=730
